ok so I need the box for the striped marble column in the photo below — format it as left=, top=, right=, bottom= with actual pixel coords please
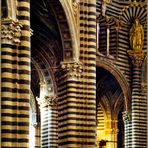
left=17, top=0, right=30, bottom=147
left=1, top=20, right=23, bottom=148
left=122, top=111, right=132, bottom=148
left=79, top=0, right=97, bottom=147
left=127, top=48, right=147, bottom=147
left=37, top=96, right=58, bottom=148
left=57, top=61, right=84, bottom=147
left=56, top=0, right=97, bottom=147
left=1, top=0, right=30, bottom=147
left=131, top=66, right=147, bottom=148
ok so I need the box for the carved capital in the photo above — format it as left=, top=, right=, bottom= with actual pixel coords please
left=122, top=111, right=130, bottom=123
left=37, top=96, right=57, bottom=108
left=61, top=61, right=83, bottom=80
left=1, top=20, right=22, bottom=45
left=127, top=50, right=145, bottom=67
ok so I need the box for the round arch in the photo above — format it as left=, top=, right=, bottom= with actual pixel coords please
left=96, top=60, right=130, bottom=111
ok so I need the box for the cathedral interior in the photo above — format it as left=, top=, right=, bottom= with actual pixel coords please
left=1, top=0, right=147, bottom=148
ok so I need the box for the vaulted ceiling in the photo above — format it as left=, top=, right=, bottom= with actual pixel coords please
left=96, top=67, right=124, bottom=116
left=30, top=0, right=63, bottom=97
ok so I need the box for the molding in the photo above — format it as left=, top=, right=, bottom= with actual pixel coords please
left=72, top=0, right=80, bottom=16
left=59, top=0, right=79, bottom=61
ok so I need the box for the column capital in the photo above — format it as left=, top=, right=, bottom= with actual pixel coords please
left=1, top=19, right=22, bottom=45
left=127, top=50, right=145, bottom=67
left=61, top=61, right=83, bottom=80
left=122, top=111, right=130, bottom=123
left=37, top=96, right=57, bottom=108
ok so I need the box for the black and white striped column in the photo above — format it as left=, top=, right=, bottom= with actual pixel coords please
left=123, top=111, right=132, bottom=148
left=131, top=65, right=147, bottom=148
left=37, top=96, right=58, bottom=148
left=1, top=0, right=30, bottom=147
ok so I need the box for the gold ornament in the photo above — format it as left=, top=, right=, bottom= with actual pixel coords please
left=128, top=18, right=145, bottom=66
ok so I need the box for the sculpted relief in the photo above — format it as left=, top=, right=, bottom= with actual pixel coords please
left=128, top=18, right=145, bottom=66
left=130, top=18, right=144, bottom=51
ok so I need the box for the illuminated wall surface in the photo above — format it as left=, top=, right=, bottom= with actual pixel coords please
left=1, top=0, right=147, bottom=148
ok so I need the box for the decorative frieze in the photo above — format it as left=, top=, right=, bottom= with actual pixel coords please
left=1, top=20, right=22, bottom=45
left=36, top=96, right=57, bottom=108
left=61, top=61, right=83, bottom=79
left=122, top=111, right=130, bottom=123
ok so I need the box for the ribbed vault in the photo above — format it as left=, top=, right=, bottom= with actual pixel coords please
left=96, top=67, right=124, bottom=147
left=96, top=67, right=124, bottom=118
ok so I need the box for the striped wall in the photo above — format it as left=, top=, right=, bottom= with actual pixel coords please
left=96, top=0, right=147, bottom=84
left=1, top=0, right=30, bottom=147
left=96, top=0, right=147, bottom=148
